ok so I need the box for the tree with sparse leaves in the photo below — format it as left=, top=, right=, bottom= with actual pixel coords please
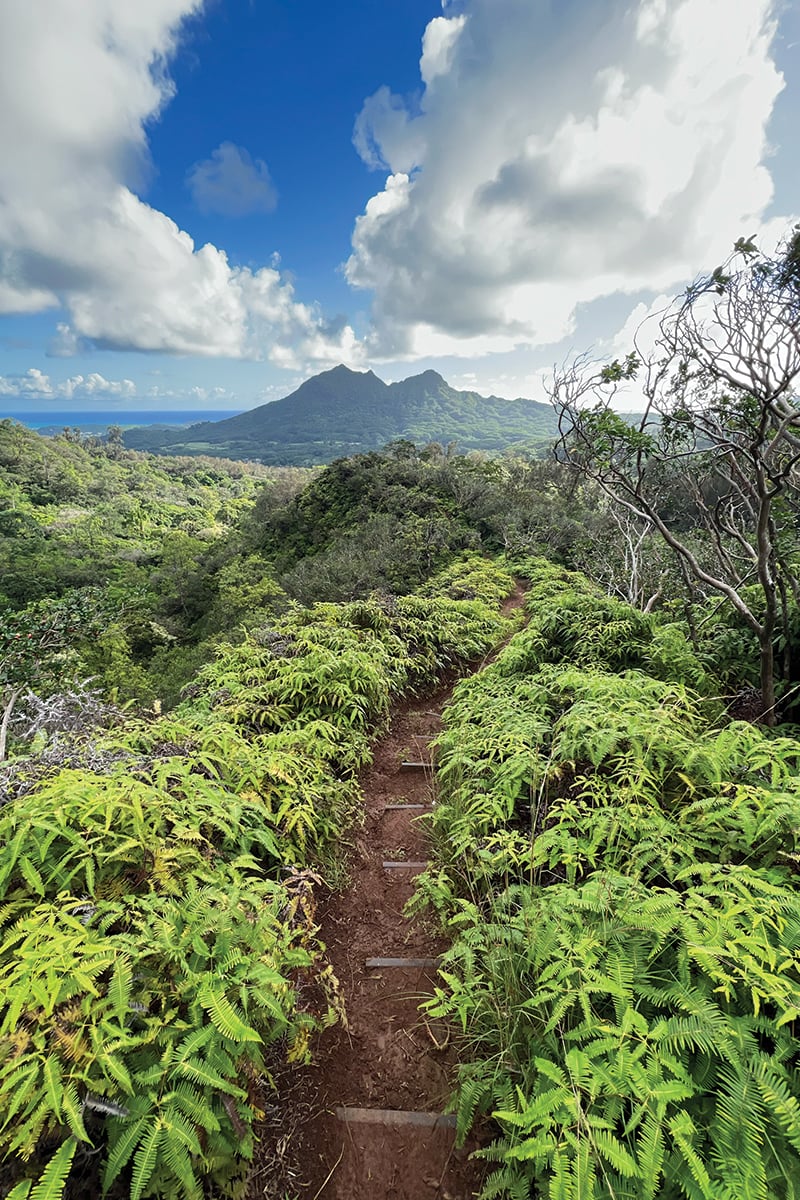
left=551, top=228, right=800, bottom=723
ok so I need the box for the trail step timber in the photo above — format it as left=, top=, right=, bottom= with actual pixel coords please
left=365, top=956, right=442, bottom=969
left=335, top=1107, right=456, bottom=1130
left=294, top=586, right=528, bottom=1198
left=382, top=859, right=429, bottom=869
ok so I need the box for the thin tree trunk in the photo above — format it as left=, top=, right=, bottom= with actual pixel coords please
left=778, top=576, right=792, bottom=684
left=760, top=635, right=777, bottom=727
left=677, top=556, right=700, bottom=650
left=643, top=588, right=663, bottom=614
left=0, top=689, right=20, bottom=763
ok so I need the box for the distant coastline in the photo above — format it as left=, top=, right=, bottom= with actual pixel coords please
left=0, top=410, right=243, bottom=432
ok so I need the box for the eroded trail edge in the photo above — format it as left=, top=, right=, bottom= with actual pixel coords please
left=292, top=586, right=526, bottom=1200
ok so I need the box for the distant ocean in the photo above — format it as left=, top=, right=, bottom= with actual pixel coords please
left=0, top=410, right=243, bottom=431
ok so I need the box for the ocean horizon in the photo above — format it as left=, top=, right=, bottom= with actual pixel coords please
left=0, top=409, right=244, bottom=431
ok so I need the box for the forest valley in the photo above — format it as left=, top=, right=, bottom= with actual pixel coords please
left=0, top=235, right=799, bottom=1199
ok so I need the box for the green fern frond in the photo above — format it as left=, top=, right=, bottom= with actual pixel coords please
left=103, top=1115, right=148, bottom=1191
left=5, top=1181, right=33, bottom=1200
left=129, top=1118, right=164, bottom=1200
left=29, top=1138, right=78, bottom=1200
left=197, top=982, right=262, bottom=1043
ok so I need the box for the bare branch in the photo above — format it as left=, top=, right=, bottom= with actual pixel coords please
left=549, top=231, right=800, bottom=723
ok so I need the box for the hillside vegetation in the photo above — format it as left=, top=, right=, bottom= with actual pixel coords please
left=0, top=420, right=313, bottom=706
left=0, top=555, right=517, bottom=1199
left=1, top=427, right=609, bottom=715
left=4, top=363, right=800, bottom=1198
left=418, top=559, right=800, bottom=1200
left=121, top=365, right=558, bottom=463
left=4, top=416, right=799, bottom=730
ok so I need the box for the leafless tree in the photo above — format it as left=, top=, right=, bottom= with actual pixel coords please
left=585, top=504, right=666, bottom=612
left=10, top=680, right=124, bottom=742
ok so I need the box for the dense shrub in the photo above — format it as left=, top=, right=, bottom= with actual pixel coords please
left=0, top=556, right=516, bottom=1199
left=418, top=558, right=800, bottom=1200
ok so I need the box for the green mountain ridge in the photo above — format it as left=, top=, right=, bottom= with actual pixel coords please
left=122, top=364, right=558, bottom=463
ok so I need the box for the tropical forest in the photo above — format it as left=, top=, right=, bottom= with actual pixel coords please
left=2, top=233, right=800, bottom=1200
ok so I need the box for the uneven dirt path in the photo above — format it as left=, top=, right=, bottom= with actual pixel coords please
left=288, top=586, right=526, bottom=1200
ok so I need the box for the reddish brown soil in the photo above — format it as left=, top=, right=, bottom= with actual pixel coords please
left=292, top=685, right=474, bottom=1200
left=252, top=586, right=526, bottom=1200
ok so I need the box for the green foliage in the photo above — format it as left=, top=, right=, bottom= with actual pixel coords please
left=555, top=240, right=800, bottom=722
left=2, top=423, right=646, bottom=717
left=599, top=352, right=640, bottom=383
left=198, top=553, right=287, bottom=634
left=0, top=420, right=309, bottom=706
left=251, top=444, right=614, bottom=607
left=0, top=589, right=112, bottom=697
left=569, top=405, right=656, bottom=470
left=120, top=366, right=557, bottom=463
left=255, top=448, right=493, bottom=592
left=0, top=758, right=287, bottom=905
left=0, top=553, right=515, bottom=1198
left=499, top=558, right=711, bottom=689
left=0, top=879, right=320, bottom=1198
left=276, top=510, right=481, bottom=604
left=430, top=870, right=800, bottom=1200
left=417, top=554, right=516, bottom=606
left=418, top=560, right=800, bottom=1199
left=7, top=1138, right=79, bottom=1200
left=0, top=420, right=284, bottom=604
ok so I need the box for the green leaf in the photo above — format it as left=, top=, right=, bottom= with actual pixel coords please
left=61, top=1083, right=88, bottom=1143
left=130, top=1119, right=164, bottom=1200
left=18, top=857, right=45, bottom=897
left=30, top=1138, right=78, bottom=1200
left=5, top=1183, right=33, bottom=1200
left=198, top=981, right=261, bottom=1043
left=108, top=956, right=132, bottom=1024
left=42, top=1057, right=63, bottom=1120
left=102, top=1116, right=148, bottom=1191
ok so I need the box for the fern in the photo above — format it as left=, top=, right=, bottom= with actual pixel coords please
left=29, top=1139, right=79, bottom=1200
left=420, top=562, right=800, bottom=1200
left=198, top=981, right=261, bottom=1043
left=0, top=557, right=518, bottom=1197
left=5, top=1138, right=80, bottom=1200
left=130, top=1119, right=164, bottom=1200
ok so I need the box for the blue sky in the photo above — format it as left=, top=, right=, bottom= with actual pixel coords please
left=0, top=0, right=797, bottom=413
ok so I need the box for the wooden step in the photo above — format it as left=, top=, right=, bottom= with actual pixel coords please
left=382, top=860, right=429, bottom=869
left=383, top=803, right=429, bottom=812
left=365, top=956, right=441, bottom=969
left=399, top=761, right=433, bottom=772
left=335, top=1106, right=456, bottom=1129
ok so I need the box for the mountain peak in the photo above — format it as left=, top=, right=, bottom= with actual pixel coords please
left=123, top=363, right=556, bottom=462
left=321, top=363, right=376, bottom=379
left=293, top=363, right=385, bottom=398
left=390, top=368, right=447, bottom=392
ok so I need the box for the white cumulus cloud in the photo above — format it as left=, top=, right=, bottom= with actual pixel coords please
left=0, top=369, right=136, bottom=400
left=347, top=0, right=788, bottom=359
left=420, top=14, right=467, bottom=85
left=0, top=0, right=360, bottom=367
left=353, top=89, right=427, bottom=174
left=187, top=142, right=277, bottom=217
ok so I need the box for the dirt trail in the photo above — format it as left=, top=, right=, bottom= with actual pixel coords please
left=285, top=586, right=526, bottom=1200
